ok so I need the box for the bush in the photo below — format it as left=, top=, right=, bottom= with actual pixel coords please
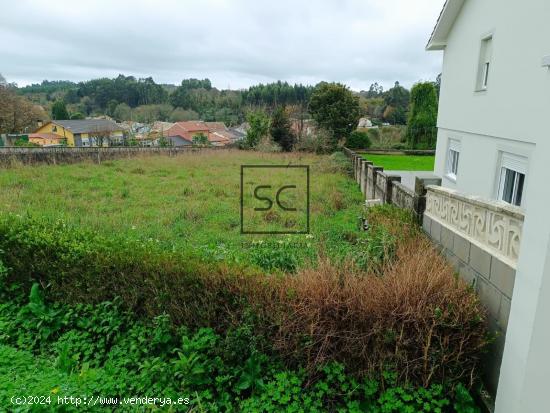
left=0, top=287, right=481, bottom=412
left=293, top=129, right=333, bottom=154
left=346, top=130, right=372, bottom=149
left=0, top=207, right=488, bottom=390
left=254, top=136, right=282, bottom=153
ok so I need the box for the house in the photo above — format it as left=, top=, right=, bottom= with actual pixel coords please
left=160, top=121, right=209, bottom=146
left=34, top=119, right=124, bottom=147
left=161, top=121, right=235, bottom=146
left=426, top=1, right=550, bottom=412
left=357, top=117, right=375, bottom=129
left=209, top=131, right=232, bottom=146
left=162, top=123, right=194, bottom=146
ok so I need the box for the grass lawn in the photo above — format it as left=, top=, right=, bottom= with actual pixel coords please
left=361, top=153, right=434, bottom=171
left=0, top=150, right=364, bottom=270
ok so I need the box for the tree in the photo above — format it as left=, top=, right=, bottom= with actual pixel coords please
left=169, top=108, right=199, bottom=122
left=244, top=110, right=270, bottom=149
left=192, top=133, right=209, bottom=146
left=0, top=84, right=48, bottom=133
left=362, top=82, right=384, bottom=98
left=346, top=130, right=371, bottom=149
left=270, top=106, right=295, bottom=152
left=113, top=103, right=132, bottom=121
left=406, top=82, right=438, bottom=149
left=383, top=81, right=410, bottom=124
left=51, top=100, right=69, bottom=120
left=308, top=82, right=361, bottom=146
left=70, top=112, right=85, bottom=120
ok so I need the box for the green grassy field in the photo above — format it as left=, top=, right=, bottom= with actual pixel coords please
left=361, top=153, right=435, bottom=171
left=0, top=150, right=484, bottom=411
left=0, top=150, right=364, bottom=270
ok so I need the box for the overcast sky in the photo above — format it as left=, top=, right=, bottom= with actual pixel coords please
left=0, top=0, right=445, bottom=91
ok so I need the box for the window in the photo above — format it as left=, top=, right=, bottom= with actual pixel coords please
left=497, top=153, right=527, bottom=206
left=476, top=35, right=493, bottom=91
left=52, top=126, right=57, bottom=132
left=446, top=139, right=460, bottom=180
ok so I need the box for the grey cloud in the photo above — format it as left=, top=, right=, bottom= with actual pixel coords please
left=0, top=0, right=444, bottom=90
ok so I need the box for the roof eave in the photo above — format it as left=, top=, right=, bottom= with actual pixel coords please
left=425, top=0, right=465, bottom=52
left=426, top=41, right=447, bottom=51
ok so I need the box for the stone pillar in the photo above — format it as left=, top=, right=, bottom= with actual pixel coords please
left=362, top=161, right=372, bottom=195
left=414, top=176, right=442, bottom=220
left=385, top=175, right=401, bottom=204
left=360, top=160, right=366, bottom=194
left=355, top=155, right=362, bottom=184
left=367, top=165, right=383, bottom=200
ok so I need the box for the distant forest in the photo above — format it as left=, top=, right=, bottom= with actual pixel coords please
left=3, top=73, right=439, bottom=132
left=15, top=76, right=315, bottom=125
left=14, top=75, right=439, bottom=125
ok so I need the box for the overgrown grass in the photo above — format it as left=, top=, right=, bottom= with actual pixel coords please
left=0, top=151, right=487, bottom=411
left=361, top=153, right=435, bottom=171
left=0, top=150, right=365, bottom=272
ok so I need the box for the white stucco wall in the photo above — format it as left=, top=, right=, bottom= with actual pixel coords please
left=431, top=0, right=550, bottom=412
left=434, top=0, right=550, bottom=208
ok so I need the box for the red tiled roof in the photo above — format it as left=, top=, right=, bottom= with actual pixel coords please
left=174, top=121, right=209, bottom=132
left=164, top=124, right=194, bottom=142
left=209, top=131, right=231, bottom=144
left=29, top=133, right=65, bottom=141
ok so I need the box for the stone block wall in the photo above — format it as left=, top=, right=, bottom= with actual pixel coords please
left=423, top=185, right=524, bottom=396
left=343, top=147, right=437, bottom=220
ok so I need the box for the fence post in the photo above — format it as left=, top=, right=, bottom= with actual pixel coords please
left=362, top=160, right=372, bottom=196
left=367, top=165, right=383, bottom=200
left=355, top=155, right=362, bottom=184
left=385, top=175, right=401, bottom=204
left=414, top=177, right=442, bottom=222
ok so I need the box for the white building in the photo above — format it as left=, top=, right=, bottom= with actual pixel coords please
left=427, top=0, right=550, bottom=411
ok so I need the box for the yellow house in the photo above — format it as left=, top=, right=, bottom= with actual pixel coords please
left=34, top=120, right=124, bottom=147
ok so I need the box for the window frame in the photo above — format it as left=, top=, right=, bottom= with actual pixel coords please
left=497, top=152, right=527, bottom=207
left=445, top=139, right=461, bottom=182
left=476, top=32, right=494, bottom=92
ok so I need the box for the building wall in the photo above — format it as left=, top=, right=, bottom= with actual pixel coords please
left=35, top=123, right=124, bottom=147
left=433, top=0, right=550, bottom=411
left=435, top=0, right=550, bottom=207
left=434, top=128, right=534, bottom=201
left=35, top=123, right=75, bottom=146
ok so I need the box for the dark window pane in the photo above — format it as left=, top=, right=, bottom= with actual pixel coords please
left=502, top=168, right=515, bottom=203
left=514, top=173, right=525, bottom=206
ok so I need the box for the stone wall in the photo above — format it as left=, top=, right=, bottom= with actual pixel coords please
left=343, top=147, right=436, bottom=221
left=343, top=147, right=524, bottom=400
left=423, top=185, right=523, bottom=395
left=0, top=146, right=222, bottom=167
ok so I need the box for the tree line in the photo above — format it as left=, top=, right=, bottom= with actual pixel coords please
left=16, top=76, right=314, bottom=126
left=4, top=73, right=439, bottom=150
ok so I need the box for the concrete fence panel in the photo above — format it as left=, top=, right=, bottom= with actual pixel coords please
left=0, top=146, right=222, bottom=167
left=374, top=171, right=401, bottom=204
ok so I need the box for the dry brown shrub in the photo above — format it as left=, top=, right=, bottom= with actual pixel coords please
left=251, top=232, right=488, bottom=388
